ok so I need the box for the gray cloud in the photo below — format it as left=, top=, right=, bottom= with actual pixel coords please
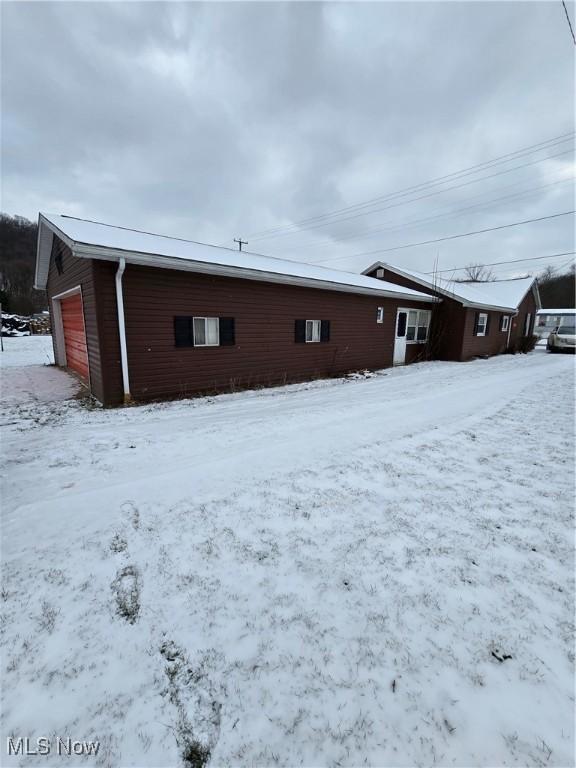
left=1, top=1, right=574, bottom=277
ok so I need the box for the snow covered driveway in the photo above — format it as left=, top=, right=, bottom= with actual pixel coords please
left=0, top=335, right=79, bottom=406
left=1, top=346, right=574, bottom=767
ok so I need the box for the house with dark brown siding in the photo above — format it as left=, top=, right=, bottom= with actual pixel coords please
left=35, top=214, right=436, bottom=406
left=363, top=262, right=540, bottom=363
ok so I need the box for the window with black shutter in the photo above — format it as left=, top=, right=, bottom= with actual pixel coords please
left=174, top=316, right=235, bottom=347
left=295, top=319, right=330, bottom=343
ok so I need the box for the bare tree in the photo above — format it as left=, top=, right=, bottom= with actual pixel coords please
left=538, top=265, right=556, bottom=283
left=455, top=263, right=496, bottom=282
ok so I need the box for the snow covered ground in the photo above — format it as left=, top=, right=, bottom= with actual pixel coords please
left=1, top=339, right=574, bottom=767
left=0, top=334, right=54, bottom=367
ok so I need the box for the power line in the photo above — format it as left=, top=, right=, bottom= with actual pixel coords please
left=246, top=131, right=575, bottom=241
left=248, top=132, right=574, bottom=239
left=561, top=0, right=576, bottom=45
left=425, top=250, right=576, bottom=274
left=271, top=174, right=575, bottom=253
left=547, top=256, right=576, bottom=273
left=251, top=146, right=575, bottom=244
left=312, top=210, right=576, bottom=263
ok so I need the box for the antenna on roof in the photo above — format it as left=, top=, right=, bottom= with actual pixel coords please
left=234, top=238, right=248, bottom=252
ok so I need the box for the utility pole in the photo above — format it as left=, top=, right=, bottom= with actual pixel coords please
left=234, top=238, right=248, bottom=252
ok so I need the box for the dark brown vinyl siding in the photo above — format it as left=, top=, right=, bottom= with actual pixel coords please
left=461, top=309, right=509, bottom=360
left=509, top=290, right=537, bottom=346
left=461, top=290, right=537, bottom=360
left=369, top=267, right=537, bottom=362
left=95, top=263, right=431, bottom=404
left=46, top=238, right=105, bottom=402
left=367, top=267, right=464, bottom=361
left=93, top=261, right=124, bottom=405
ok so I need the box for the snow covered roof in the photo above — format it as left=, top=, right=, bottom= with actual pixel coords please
left=536, top=308, right=575, bottom=315
left=35, top=214, right=434, bottom=302
left=362, top=262, right=540, bottom=312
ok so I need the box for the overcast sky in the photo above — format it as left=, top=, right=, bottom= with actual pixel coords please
left=2, top=1, right=574, bottom=278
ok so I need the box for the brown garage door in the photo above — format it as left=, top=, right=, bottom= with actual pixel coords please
left=61, top=293, right=89, bottom=382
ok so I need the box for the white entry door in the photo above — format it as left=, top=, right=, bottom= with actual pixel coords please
left=394, top=309, right=408, bottom=365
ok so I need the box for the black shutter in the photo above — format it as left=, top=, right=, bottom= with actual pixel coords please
left=174, top=316, right=192, bottom=347
left=295, top=319, right=306, bottom=343
left=473, top=312, right=480, bottom=336
left=219, top=317, right=235, bottom=346
left=485, top=314, right=491, bottom=336
left=320, top=320, right=330, bottom=342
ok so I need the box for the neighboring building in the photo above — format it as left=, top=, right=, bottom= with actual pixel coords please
left=535, top=308, right=576, bottom=344
left=363, top=262, right=540, bottom=363
left=34, top=214, right=435, bottom=405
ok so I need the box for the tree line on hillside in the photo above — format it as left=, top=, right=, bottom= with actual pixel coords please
left=0, top=212, right=574, bottom=314
left=537, top=264, right=576, bottom=308
left=0, top=213, right=45, bottom=314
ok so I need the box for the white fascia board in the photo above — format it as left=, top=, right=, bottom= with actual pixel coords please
left=460, top=301, right=518, bottom=313
left=532, top=282, right=542, bottom=311
left=71, top=244, right=437, bottom=302
left=365, top=261, right=470, bottom=303
left=361, top=260, right=385, bottom=276
left=365, top=261, right=520, bottom=312
left=34, top=214, right=76, bottom=290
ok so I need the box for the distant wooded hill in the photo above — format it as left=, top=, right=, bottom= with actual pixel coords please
left=0, top=211, right=573, bottom=314
left=538, top=264, right=575, bottom=308
left=0, top=213, right=45, bottom=314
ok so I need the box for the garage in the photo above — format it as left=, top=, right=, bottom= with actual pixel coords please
left=60, top=292, right=89, bottom=382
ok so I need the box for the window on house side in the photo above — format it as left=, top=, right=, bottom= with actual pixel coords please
left=193, top=317, right=220, bottom=347
left=406, top=310, right=431, bottom=342
left=377, top=307, right=384, bottom=324
left=417, top=311, right=430, bottom=341
left=406, top=311, right=418, bottom=341
left=524, top=312, right=532, bottom=336
left=305, top=319, right=321, bottom=342
left=476, top=313, right=488, bottom=336
left=501, top=315, right=510, bottom=332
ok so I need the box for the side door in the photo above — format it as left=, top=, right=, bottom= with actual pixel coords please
left=394, top=309, right=408, bottom=365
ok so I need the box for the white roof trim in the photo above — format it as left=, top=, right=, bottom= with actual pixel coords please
left=72, top=243, right=436, bottom=301
left=34, top=214, right=436, bottom=302
left=363, top=261, right=538, bottom=313
left=536, top=307, right=575, bottom=314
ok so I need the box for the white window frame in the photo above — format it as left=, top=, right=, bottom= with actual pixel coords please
left=524, top=312, right=532, bottom=336
left=406, top=309, right=432, bottom=343
left=305, top=319, right=321, bottom=343
left=376, top=268, right=385, bottom=278
left=193, top=317, right=220, bottom=347
left=501, top=315, right=510, bottom=332
left=476, top=313, right=488, bottom=337
left=377, top=307, right=384, bottom=324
